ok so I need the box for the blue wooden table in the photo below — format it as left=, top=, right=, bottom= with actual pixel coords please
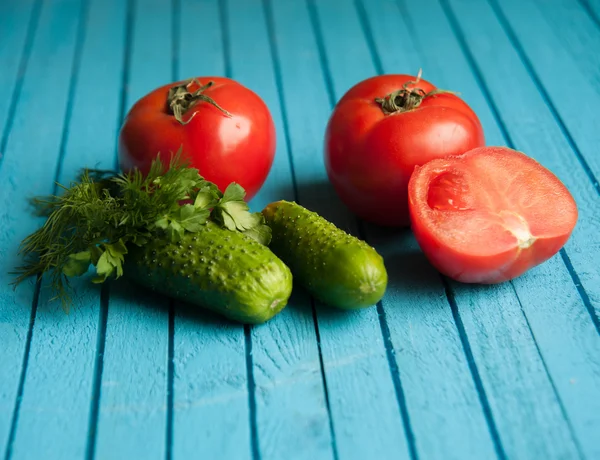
left=2, top=0, right=600, bottom=459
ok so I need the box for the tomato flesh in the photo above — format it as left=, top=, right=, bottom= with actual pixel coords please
left=409, top=147, right=578, bottom=283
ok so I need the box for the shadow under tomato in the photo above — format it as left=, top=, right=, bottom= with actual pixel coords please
left=363, top=222, right=446, bottom=294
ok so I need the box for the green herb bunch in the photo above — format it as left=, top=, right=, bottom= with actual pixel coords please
left=13, top=153, right=271, bottom=307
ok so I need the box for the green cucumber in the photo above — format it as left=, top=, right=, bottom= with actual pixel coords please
left=262, top=200, right=387, bottom=309
left=124, top=221, right=293, bottom=324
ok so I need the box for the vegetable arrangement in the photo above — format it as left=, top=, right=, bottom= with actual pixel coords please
left=14, top=72, right=578, bottom=324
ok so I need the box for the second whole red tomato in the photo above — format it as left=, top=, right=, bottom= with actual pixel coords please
left=325, top=73, right=485, bottom=226
left=119, top=77, right=275, bottom=201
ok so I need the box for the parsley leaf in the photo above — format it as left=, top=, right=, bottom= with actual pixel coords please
left=213, top=183, right=262, bottom=232
left=242, top=218, right=272, bottom=246
left=193, top=185, right=221, bottom=210
left=175, top=204, right=210, bottom=232
left=62, top=251, right=91, bottom=277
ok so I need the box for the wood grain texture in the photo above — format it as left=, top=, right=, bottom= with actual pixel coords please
left=499, top=0, right=600, bottom=190
left=0, top=0, right=36, bottom=152
left=582, top=0, right=600, bottom=22
left=483, top=0, right=600, bottom=317
left=347, top=0, right=588, bottom=457
left=93, top=0, right=171, bottom=458
left=228, top=0, right=334, bottom=458
left=0, top=0, right=84, bottom=455
left=443, top=0, right=600, bottom=456
left=170, top=1, right=251, bottom=458
left=0, top=0, right=598, bottom=458
left=533, top=0, right=600, bottom=95
left=398, top=0, right=590, bottom=458
left=356, top=1, right=501, bottom=457
left=7, top=0, right=127, bottom=458
left=272, top=0, right=412, bottom=458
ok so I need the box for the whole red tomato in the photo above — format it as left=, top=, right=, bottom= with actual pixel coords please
left=409, top=147, right=577, bottom=283
left=325, top=73, right=485, bottom=226
left=119, top=77, right=275, bottom=200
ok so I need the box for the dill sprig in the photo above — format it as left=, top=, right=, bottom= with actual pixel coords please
left=13, top=153, right=271, bottom=308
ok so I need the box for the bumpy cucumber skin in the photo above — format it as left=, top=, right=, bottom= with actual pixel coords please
left=262, top=201, right=387, bottom=309
left=124, top=222, right=293, bottom=324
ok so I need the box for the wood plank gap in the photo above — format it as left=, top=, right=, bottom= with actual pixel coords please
left=86, top=0, right=134, bottom=454
left=353, top=221, right=418, bottom=459
left=114, top=0, right=135, bottom=170
left=440, top=0, right=600, bottom=332
left=307, top=0, right=418, bottom=455
left=507, top=281, right=586, bottom=458
left=53, top=0, right=91, bottom=189
left=171, top=0, right=180, bottom=85
left=3, top=277, right=40, bottom=460
left=353, top=0, right=384, bottom=75
left=374, top=298, right=419, bottom=460
left=244, top=325, right=261, bottom=460
left=262, top=1, right=338, bottom=457
left=487, top=0, right=600, bottom=196
left=262, top=0, right=298, bottom=200
left=165, top=2, right=179, bottom=459
left=443, top=278, right=507, bottom=460
left=560, top=249, right=600, bottom=335
left=220, top=3, right=258, bottom=458
left=438, top=0, right=598, bottom=454
left=6, top=0, right=91, bottom=454
left=311, top=302, right=340, bottom=460
left=85, top=283, right=109, bottom=460
left=305, top=0, right=336, bottom=109
left=578, top=0, right=600, bottom=30
left=435, top=0, right=516, bottom=146
left=0, top=0, right=42, bottom=171
left=165, top=300, right=175, bottom=460
left=349, top=6, right=421, bottom=454
left=218, top=0, right=232, bottom=83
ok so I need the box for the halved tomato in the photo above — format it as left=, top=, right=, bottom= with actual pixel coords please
left=408, top=147, right=577, bottom=283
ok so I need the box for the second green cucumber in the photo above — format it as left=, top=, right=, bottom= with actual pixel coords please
left=262, top=200, right=387, bottom=309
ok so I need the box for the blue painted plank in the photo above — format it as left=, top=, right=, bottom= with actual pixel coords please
left=7, top=0, right=128, bottom=458
left=366, top=229, right=499, bottom=460
left=396, top=0, right=589, bottom=458
left=442, top=0, right=600, bottom=456
left=0, top=0, right=37, bottom=151
left=355, top=1, right=502, bottom=457
left=479, top=2, right=600, bottom=451
left=93, top=0, right=171, bottom=458
left=312, top=0, right=503, bottom=458
left=324, top=0, right=586, bottom=458
left=0, top=0, right=84, bottom=456
left=171, top=307, right=250, bottom=460
left=94, top=284, right=169, bottom=460
left=494, top=0, right=600, bottom=191
left=583, top=0, right=600, bottom=22
left=227, top=0, right=334, bottom=458
left=270, top=1, right=411, bottom=458
left=532, top=0, right=600, bottom=93
left=170, top=1, right=250, bottom=459
left=0, top=2, right=37, bottom=447
left=488, top=0, right=600, bottom=314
